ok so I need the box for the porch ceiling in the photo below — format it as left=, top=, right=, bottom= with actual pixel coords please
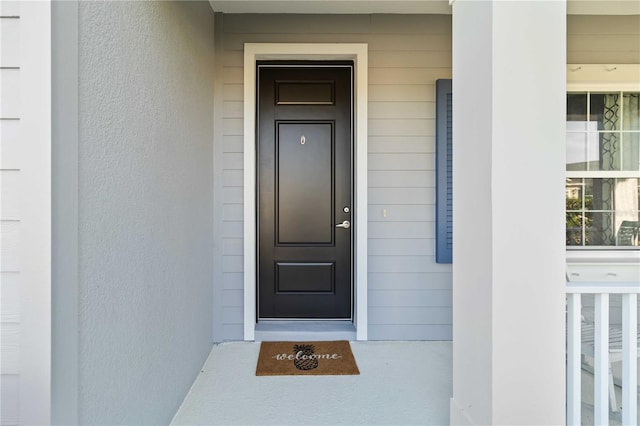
left=208, top=0, right=451, bottom=14
left=209, top=0, right=640, bottom=15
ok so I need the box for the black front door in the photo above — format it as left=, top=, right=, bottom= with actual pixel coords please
left=257, top=63, right=353, bottom=319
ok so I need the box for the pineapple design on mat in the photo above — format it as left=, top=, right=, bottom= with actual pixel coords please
left=293, top=344, right=318, bottom=370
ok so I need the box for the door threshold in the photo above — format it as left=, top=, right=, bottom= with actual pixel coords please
left=254, top=320, right=356, bottom=342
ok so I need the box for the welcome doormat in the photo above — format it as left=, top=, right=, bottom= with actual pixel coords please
left=256, top=340, right=360, bottom=376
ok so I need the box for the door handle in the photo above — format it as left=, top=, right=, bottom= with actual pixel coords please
left=336, top=220, right=351, bottom=229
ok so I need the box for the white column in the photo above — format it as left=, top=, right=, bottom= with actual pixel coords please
left=566, top=293, right=582, bottom=426
left=621, top=294, right=638, bottom=425
left=17, top=1, right=52, bottom=424
left=450, top=1, right=566, bottom=425
left=594, top=294, right=610, bottom=424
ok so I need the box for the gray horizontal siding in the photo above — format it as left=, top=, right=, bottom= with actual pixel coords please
left=221, top=14, right=452, bottom=35
left=222, top=34, right=451, bottom=52
left=369, top=136, right=435, bottom=153
left=223, top=272, right=243, bottom=289
left=369, top=170, right=433, bottom=187
left=369, top=239, right=434, bottom=256
left=369, top=205, right=434, bottom=222
left=368, top=273, right=452, bottom=290
left=369, top=307, right=452, bottom=324
left=215, top=13, right=639, bottom=341
left=567, top=15, right=640, bottom=64
left=217, top=13, right=453, bottom=341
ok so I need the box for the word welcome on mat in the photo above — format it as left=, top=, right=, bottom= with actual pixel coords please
left=256, top=340, right=360, bottom=376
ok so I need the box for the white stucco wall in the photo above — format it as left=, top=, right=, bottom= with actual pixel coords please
left=53, top=2, right=216, bottom=424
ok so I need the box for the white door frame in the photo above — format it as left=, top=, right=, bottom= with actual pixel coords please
left=243, top=43, right=368, bottom=341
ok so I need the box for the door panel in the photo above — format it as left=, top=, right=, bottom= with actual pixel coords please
left=276, top=122, right=334, bottom=245
left=258, top=64, right=353, bottom=319
left=276, top=262, right=335, bottom=293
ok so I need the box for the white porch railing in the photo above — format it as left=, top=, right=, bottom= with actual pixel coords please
left=566, top=281, right=639, bottom=426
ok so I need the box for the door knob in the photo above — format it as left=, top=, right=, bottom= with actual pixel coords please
left=336, top=220, right=351, bottom=229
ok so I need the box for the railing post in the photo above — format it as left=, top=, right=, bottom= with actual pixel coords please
left=622, top=294, right=637, bottom=426
left=594, top=293, right=610, bottom=425
left=566, top=293, right=581, bottom=426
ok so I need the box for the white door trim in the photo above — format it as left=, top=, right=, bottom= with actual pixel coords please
left=243, top=43, right=368, bottom=341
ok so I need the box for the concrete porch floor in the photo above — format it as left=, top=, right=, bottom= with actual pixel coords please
left=171, top=341, right=452, bottom=425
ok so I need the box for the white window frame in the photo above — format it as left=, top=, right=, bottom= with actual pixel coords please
left=566, top=64, right=640, bottom=262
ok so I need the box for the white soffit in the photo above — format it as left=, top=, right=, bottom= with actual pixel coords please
left=210, top=0, right=639, bottom=14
